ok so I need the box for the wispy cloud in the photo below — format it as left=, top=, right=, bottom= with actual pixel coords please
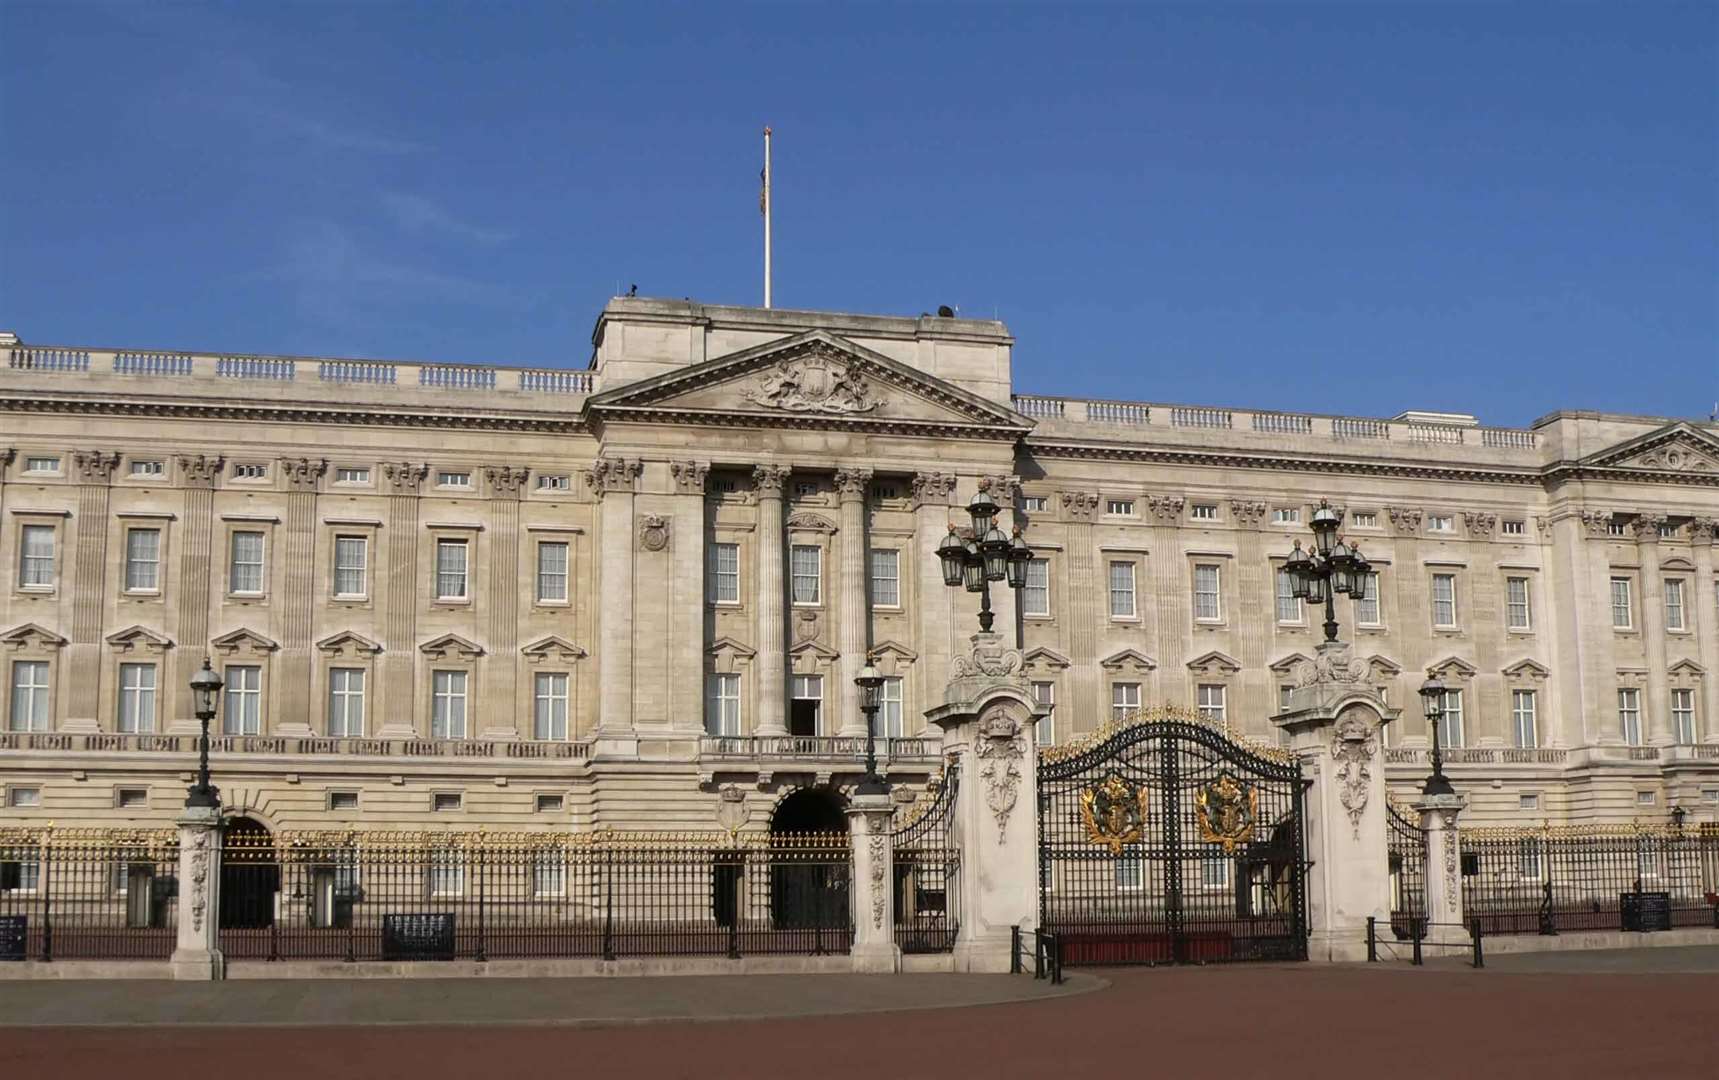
left=380, top=192, right=513, bottom=245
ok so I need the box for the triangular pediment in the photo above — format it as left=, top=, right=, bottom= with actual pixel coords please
left=419, top=633, right=484, bottom=660
left=869, top=640, right=919, bottom=663
left=316, top=630, right=382, bottom=657
left=1502, top=658, right=1550, bottom=680
left=1022, top=646, right=1071, bottom=672
left=1099, top=648, right=1156, bottom=672
left=788, top=638, right=840, bottom=661
left=1186, top=650, right=1241, bottom=675
left=1, top=623, right=67, bottom=649
left=1427, top=655, right=1477, bottom=679
left=105, top=625, right=172, bottom=653
left=1668, top=658, right=1705, bottom=677
left=211, top=628, right=279, bottom=655
left=587, top=330, right=1032, bottom=435
left=706, top=636, right=757, bottom=659
left=1579, top=422, right=1719, bottom=476
left=1268, top=651, right=1313, bottom=675
left=1366, top=654, right=1402, bottom=676
left=523, top=635, right=588, bottom=662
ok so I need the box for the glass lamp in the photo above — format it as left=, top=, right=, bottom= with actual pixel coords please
left=1310, top=499, right=1341, bottom=556
left=937, top=526, right=967, bottom=588
left=966, top=489, right=999, bottom=537
left=1005, top=528, right=1032, bottom=590
left=190, top=658, right=224, bottom=716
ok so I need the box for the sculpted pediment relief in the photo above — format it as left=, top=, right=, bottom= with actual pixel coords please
left=587, top=330, right=1031, bottom=435
left=1581, top=423, right=1719, bottom=476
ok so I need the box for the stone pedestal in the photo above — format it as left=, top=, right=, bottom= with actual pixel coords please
left=845, top=792, right=900, bottom=973
left=170, top=806, right=224, bottom=980
left=1273, top=641, right=1400, bottom=963
left=925, top=632, right=1048, bottom=973
left=1416, top=792, right=1472, bottom=948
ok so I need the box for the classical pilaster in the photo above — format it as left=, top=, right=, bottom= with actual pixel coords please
left=171, top=454, right=222, bottom=730
left=753, top=465, right=791, bottom=736
left=1464, top=512, right=1504, bottom=745
left=667, top=460, right=709, bottom=735
left=588, top=457, right=643, bottom=740
left=275, top=457, right=326, bottom=737
left=1230, top=500, right=1271, bottom=735
left=1385, top=506, right=1427, bottom=740
left=1147, top=493, right=1186, bottom=703
left=1576, top=510, right=1619, bottom=745
left=378, top=461, right=427, bottom=738
left=1061, top=490, right=1101, bottom=729
left=65, top=450, right=119, bottom=732
left=483, top=465, right=529, bottom=739
left=1634, top=515, right=1670, bottom=744
left=1692, top=519, right=1719, bottom=742
left=911, top=471, right=958, bottom=729
left=834, top=468, right=874, bottom=736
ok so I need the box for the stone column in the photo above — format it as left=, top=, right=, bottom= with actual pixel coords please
left=1692, top=520, right=1719, bottom=742
left=170, top=805, right=223, bottom=980
left=1061, top=492, right=1102, bottom=725
left=482, top=466, right=530, bottom=740
left=845, top=791, right=900, bottom=973
left=1415, top=792, right=1470, bottom=948
left=587, top=458, right=642, bottom=744
left=1635, top=516, right=1670, bottom=744
left=64, top=451, right=120, bottom=732
left=275, top=457, right=326, bottom=737
left=834, top=467, right=873, bottom=737
left=1230, top=500, right=1271, bottom=729
left=925, top=632, right=1049, bottom=972
left=753, top=466, right=790, bottom=736
left=171, top=455, right=222, bottom=730
left=670, top=461, right=711, bottom=735
left=1273, top=641, right=1399, bottom=962
left=911, top=472, right=958, bottom=732
left=377, top=462, right=427, bottom=738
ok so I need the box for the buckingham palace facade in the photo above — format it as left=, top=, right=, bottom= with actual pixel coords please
left=1, top=298, right=1716, bottom=833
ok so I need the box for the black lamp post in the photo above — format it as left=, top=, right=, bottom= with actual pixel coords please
left=1418, top=675, right=1455, bottom=797
left=1283, top=499, right=1372, bottom=644
left=854, top=659, right=888, bottom=795
left=186, top=658, right=224, bottom=809
left=938, top=488, right=1032, bottom=633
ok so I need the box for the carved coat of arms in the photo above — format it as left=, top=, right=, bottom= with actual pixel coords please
left=1195, top=772, right=1257, bottom=854
left=742, top=354, right=879, bottom=414
left=1079, top=772, right=1149, bottom=855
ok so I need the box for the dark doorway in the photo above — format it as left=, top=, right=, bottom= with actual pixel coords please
left=768, top=787, right=849, bottom=931
left=770, top=787, right=847, bottom=835
left=788, top=698, right=820, bottom=737
left=219, top=817, right=279, bottom=930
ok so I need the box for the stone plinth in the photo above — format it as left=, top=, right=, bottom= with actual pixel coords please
left=845, top=792, right=900, bottom=973
left=1415, top=791, right=1472, bottom=949
left=170, top=805, right=224, bottom=980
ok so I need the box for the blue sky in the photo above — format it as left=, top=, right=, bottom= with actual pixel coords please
left=1, top=1, right=1713, bottom=425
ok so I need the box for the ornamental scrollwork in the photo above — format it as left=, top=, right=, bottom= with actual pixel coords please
left=72, top=450, right=121, bottom=484
left=670, top=460, right=709, bottom=494
left=280, top=457, right=328, bottom=491
left=188, top=828, right=210, bottom=934
left=975, top=710, right=1025, bottom=841
left=584, top=457, right=642, bottom=496
left=483, top=465, right=531, bottom=499
left=909, top=472, right=956, bottom=509
left=1079, top=773, right=1149, bottom=855
left=741, top=353, right=880, bottom=415
left=1290, top=643, right=1371, bottom=688
left=1194, top=772, right=1256, bottom=854
left=868, top=831, right=888, bottom=929
left=1331, top=708, right=1378, bottom=840
left=1060, top=491, right=1099, bottom=521
left=951, top=634, right=1022, bottom=679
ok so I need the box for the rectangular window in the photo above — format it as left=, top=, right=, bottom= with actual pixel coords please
left=790, top=545, right=821, bottom=605
left=1618, top=688, right=1642, bottom=746
left=1, top=858, right=42, bottom=892
left=432, top=793, right=462, bottom=813
left=333, top=536, right=368, bottom=598
left=122, top=528, right=161, bottom=592
left=436, top=471, right=471, bottom=488
left=117, top=662, right=157, bottom=734
left=1033, top=681, right=1055, bottom=747
left=1607, top=520, right=1628, bottom=537
left=1610, top=578, right=1633, bottom=628
left=1502, top=520, right=1525, bottom=536
left=9, top=661, right=49, bottom=732
left=1111, top=682, right=1141, bottom=722
left=1517, top=839, right=1542, bottom=881
left=533, top=672, right=569, bottom=741
left=335, top=467, right=370, bottom=484
left=329, top=791, right=360, bottom=811
left=536, top=474, right=569, bottom=491
left=870, top=549, right=900, bottom=608
left=1193, top=564, right=1222, bottom=622
left=1115, top=855, right=1143, bottom=890
left=1108, top=561, right=1136, bottom=618
left=880, top=676, right=904, bottom=739
left=1511, top=690, right=1537, bottom=749
left=1671, top=688, right=1696, bottom=744
left=229, top=531, right=265, bottom=594
left=1191, top=503, right=1218, bottom=520
left=222, top=665, right=261, bottom=735
left=1279, top=684, right=1294, bottom=712
left=708, top=542, right=740, bottom=605
left=1664, top=579, right=1686, bottom=631
left=534, top=794, right=564, bottom=813
left=1431, top=573, right=1457, bottom=628
left=1201, top=860, right=1230, bottom=890
left=790, top=675, right=823, bottom=736
left=705, top=673, right=741, bottom=737
left=7, top=787, right=40, bottom=808
left=1023, top=558, right=1050, bottom=617
left=1275, top=568, right=1302, bottom=623
left=1355, top=571, right=1381, bottom=627
left=533, top=852, right=565, bottom=898
left=435, top=540, right=469, bottom=600
left=1272, top=507, right=1300, bottom=525
left=23, top=456, right=59, bottom=474
left=1635, top=790, right=1656, bottom=807
left=1351, top=512, right=1379, bottom=529
left=1427, top=515, right=1453, bottom=533
left=432, top=671, right=468, bottom=739
left=1519, top=793, right=1540, bottom=811
left=327, top=667, right=365, bottom=738
left=794, top=481, right=818, bottom=498
left=1021, top=496, right=1049, bottom=513
left=232, top=463, right=267, bottom=480
left=19, top=524, right=55, bottom=587
left=1505, top=577, right=1531, bottom=630
left=536, top=541, right=569, bottom=603
left=427, top=848, right=463, bottom=895
left=115, top=788, right=147, bottom=809
left=1197, top=684, right=1226, bottom=725
left=1439, top=690, right=1464, bottom=748
left=129, top=460, right=163, bottom=477
left=1106, top=499, right=1135, bottom=516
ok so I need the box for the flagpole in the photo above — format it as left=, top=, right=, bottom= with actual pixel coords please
left=762, top=125, right=773, bottom=309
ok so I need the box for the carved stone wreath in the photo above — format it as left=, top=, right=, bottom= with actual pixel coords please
left=1331, top=709, right=1378, bottom=840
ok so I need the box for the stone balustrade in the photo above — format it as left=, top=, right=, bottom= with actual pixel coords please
left=697, top=734, right=939, bottom=761
left=0, top=730, right=591, bottom=760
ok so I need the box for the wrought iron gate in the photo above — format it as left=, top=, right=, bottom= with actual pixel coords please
left=1038, top=713, right=1307, bottom=965
left=1386, top=800, right=1428, bottom=940
left=892, top=765, right=960, bottom=954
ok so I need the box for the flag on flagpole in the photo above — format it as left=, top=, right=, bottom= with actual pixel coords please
left=760, top=166, right=767, bottom=215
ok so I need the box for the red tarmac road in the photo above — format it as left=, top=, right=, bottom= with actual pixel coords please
left=5, top=964, right=1716, bottom=1080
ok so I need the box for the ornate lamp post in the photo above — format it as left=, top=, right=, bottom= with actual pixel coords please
left=938, top=488, right=1032, bottom=633
left=1418, top=675, right=1455, bottom=797
left=1282, top=499, right=1372, bottom=644
left=185, top=658, right=224, bottom=809
left=854, top=659, right=888, bottom=795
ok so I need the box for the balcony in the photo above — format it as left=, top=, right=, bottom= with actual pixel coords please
left=697, top=735, right=940, bottom=763
left=0, top=731, right=591, bottom=762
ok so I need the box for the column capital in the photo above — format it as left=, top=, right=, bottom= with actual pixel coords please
left=1462, top=511, right=1497, bottom=540
left=1229, top=499, right=1268, bottom=529
left=280, top=456, right=328, bottom=492
left=910, top=471, right=957, bottom=510
left=72, top=450, right=121, bottom=485
left=1060, top=490, right=1099, bottom=521
left=382, top=461, right=429, bottom=494
left=1579, top=509, right=1615, bottom=539
left=1691, top=518, right=1717, bottom=545
left=584, top=456, right=642, bottom=499
left=978, top=474, right=1021, bottom=505
left=670, top=460, right=710, bottom=494
left=484, top=465, right=531, bottom=500
left=1632, top=513, right=1667, bottom=543
left=1146, top=494, right=1185, bottom=523
left=752, top=463, right=791, bottom=497
left=833, top=467, right=874, bottom=500
left=1385, top=506, right=1423, bottom=535
left=175, top=454, right=225, bottom=489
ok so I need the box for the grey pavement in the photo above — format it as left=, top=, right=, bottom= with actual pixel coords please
left=1425, top=944, right=1719, bottom=974
left=0, top=972, right=1100, bottom=1028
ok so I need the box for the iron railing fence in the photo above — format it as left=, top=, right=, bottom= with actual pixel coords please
left=1461, top=824, right=1719, bottom=935
left=1386, top=801, right=1428, bottom=940
left=0, top=828, right=179, bottom=960
left=216, top=830, right=853, bottom=961
left=891, top=766, right=961, bottom=954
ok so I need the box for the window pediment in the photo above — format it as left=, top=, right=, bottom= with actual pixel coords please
left=211, top=627, right=279, bottom=656
left=522, top=635, right=587, bottom=664
left=1022, top=646, right=1071, bottom=674
left=316, top=630, right=382, bottom=658
left=1100, top=648, right=1156, bottom=674
left=1, top=622, right=67, bottom=651
left=785, top=511, right=838, bottom=534
left=1502, top=658, right=1550, bottom=681
left=1427, top=655, right=1477, bottom=680
left=1268, top=652, right=1313, bottom=676
left=1186, top=650, right=1240, bottom=676
left=419, top=633, right=484, bottom=661
left=1366, top=654, right=1402, bottom=677
left=105, top=625, right=173, bottom=654
left=1668, top=658, right=1705, bottom=681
